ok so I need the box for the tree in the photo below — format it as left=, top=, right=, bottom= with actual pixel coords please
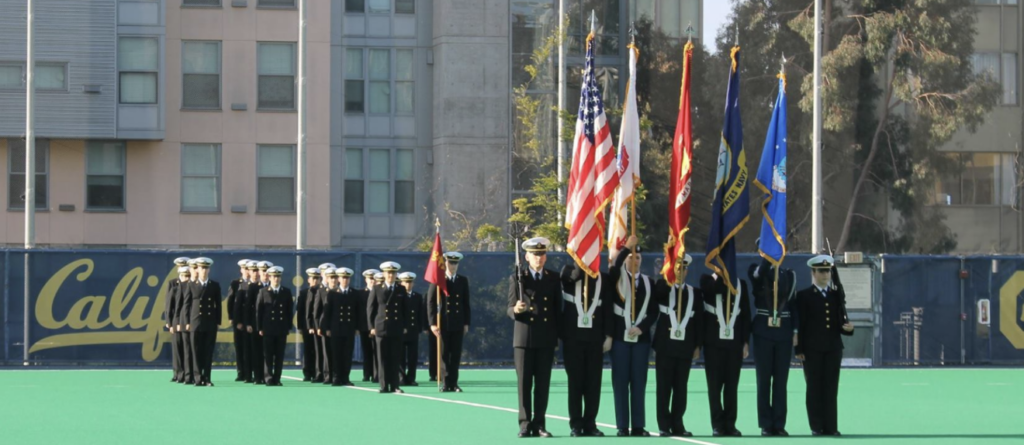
left=789, top=0, right=1000, bottom=253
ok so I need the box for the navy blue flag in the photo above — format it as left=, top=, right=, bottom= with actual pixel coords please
left=705, top=46, right=750, bottom=295
left=754, top=74, right=788, bottom=265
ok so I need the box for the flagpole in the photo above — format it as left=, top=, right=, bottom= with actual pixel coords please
left=434, top=218, right=443, bottom=392
left=557, top=0, right=566, bottom=210
left=812, top=0, right=823, bottom=253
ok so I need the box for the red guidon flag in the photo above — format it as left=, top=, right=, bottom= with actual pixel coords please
left=424, top=232, right=447, bottom=296
left=662, top=41, right=695, bottom=284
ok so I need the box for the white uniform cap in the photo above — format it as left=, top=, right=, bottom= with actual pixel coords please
left=444, top=252, right=464, bottom=263
left=380, top=261, right=401, bottom=272
left=267, top=265, right=285, bottom=276
left=177, top=266, right=190, bottom=274
left=373, top=272, right=384, bottom=281
left=194, top=257, right=213, bottom=267
left=398, top=272, right=417, bottom=281
left=337, top=267, right=354, bottom=278
left=363, top=269, right=380, bottom=278
left=522, top=237, right=551, bottom=252
left=237, top=259, right=251, bottom=267
left=808, top=255, right=835, bottom=269
left=257, top=261, right=273, bottom=270
left=246, top=261, right=259, bottom=270
left=305, top=267, right=321, bottom=277
left=174, top=257, right=191, bottom=266
left=322, top=268, right=338, bottom=277
left=318, top=263, right=337, bottom=271
left=682, top=254, right=693, bottom=266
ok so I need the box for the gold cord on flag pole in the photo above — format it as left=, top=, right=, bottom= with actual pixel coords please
left=630, top=198, right=636, bottom=325
left=583, top=276, right=589, bottom=313
left=771, top=266, right=780, bottom=327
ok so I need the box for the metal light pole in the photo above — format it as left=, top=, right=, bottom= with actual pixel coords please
left=812, top=0, right=824, bottom=253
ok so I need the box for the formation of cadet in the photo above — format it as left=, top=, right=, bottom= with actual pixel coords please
left=506, top=237, right=853, bottom=438
left=164, top=256, right=466, bottom=390
left=159, top=247, right=853, bottom=438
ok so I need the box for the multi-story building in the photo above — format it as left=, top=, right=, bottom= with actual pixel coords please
left=0, top=0, right=701, bottom=249
left=925, top=0, right=1023, bottom=253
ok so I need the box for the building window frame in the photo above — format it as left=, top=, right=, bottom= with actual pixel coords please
left=343, top=147, right=414, bottom=215
left=0, top=61, right=24, bottom=90
left=931, top=152, right=1017, bottom=207
left=181, top=0, right=222, bottom=7
left=7, top=139, right=49, bottom=211
left=180, top=143, right=222, bottom=213
left=118, top=36, right=160, bottom=105
left=181, top=40, right=222, bottom=110
left=344, top=48, right=365, bottom=113
left=257, top=42, right=297, bottom=111
left=85, top=141, right=127, bottom=212
left=256, top=144, right=297, bottom=213
left=971, top=52, right=1019, bottom=106
left=256, top=0, right=297, bottom=9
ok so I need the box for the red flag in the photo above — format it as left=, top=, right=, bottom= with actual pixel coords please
left=424, top=232, right=447, bottom=296
left=662, top=41, right=694, bottom=284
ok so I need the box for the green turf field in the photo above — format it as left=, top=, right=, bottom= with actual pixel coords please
left=1, top=368, right=1020, bottom=444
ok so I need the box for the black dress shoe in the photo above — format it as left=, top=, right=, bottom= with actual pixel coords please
left=244, top=379, right=253, bottom=383
left=195, top=381, right=204, bottom=387
left=394, top=388, right=405, bottom=394
left=440, top=386, right=452, bottom=392
left=379, top=389, right=388, bottom=393
left=302, top=377, right=311, bottom=382
left=323, top=380, right=333, bottom=385
left=332, top=382, right=342, bottom=386
left=812, top=430, right=826, bottom=436
left=729, top=429, right=742, bottom=437
left=775, top=429, right=789, bottom=436
left=429, top=377, right=437, bottom=382
left=570, top=428, right=584, bottom=437
left=234, top=377, right=245, bottom=382
left=206, top=381, right=215, bottom=387
left=518, top=429, right=531, bottom=438
left=312, top=378, right=324, bottom=383
left=712, top=429, right=725, bottom=437
left=453, top=386, right=463, bottom=392
left=584, top=428, right=604, bottom=437
left=674, top=430, right=693, bottom=437
left=171, top=378, right=178, bottom=383
left=631, top=429, right=651, bottom=437
left=761, top=428, right=776, bottom=436
left=184, top=379, right=194, bottom=385
left=372, top=377, right=379, bottom=383
left=658, top=430, right=673, bottom=437
left=537, top=429, right=553, bottom=438
left=831, top=431, right=842, bottom=436
left=342, top=381, right=355, bottom=386
left=617, top=429, right=630, bottom=437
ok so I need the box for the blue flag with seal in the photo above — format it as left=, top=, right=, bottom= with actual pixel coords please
left=754, top=72, right=788, bottom=265
left=705, top=46, right=750, bottom=296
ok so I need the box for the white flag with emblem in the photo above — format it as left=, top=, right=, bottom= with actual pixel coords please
left=608, top=43, right=641, bottom=258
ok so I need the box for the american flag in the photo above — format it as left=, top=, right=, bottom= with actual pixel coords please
left=566, top=28, right=619, bottom=277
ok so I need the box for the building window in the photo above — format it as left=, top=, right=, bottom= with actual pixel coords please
left=182, top=41, right=221, bottom=109
left=257, top=144, right=295, bottom=212
left=258, top=0, right=296, bottom=7
left=345, top=0, right=365, bottom=12
left=257, top=42, right=296, bottom=110
left=345, top=48, right=364, bottom=113
left=181, top=144, right=221, bottom=212
left=971, top=52, right=1018, bottom=105
left=932, top=153, right=1016, bottom=206
left=368, top=0, right=390, bottom=13
left=396, top=49, right=414, bottom=114
left=346, top=148, right=414, bottom=214
left=118, top=37, right=159, bottom=104
left=395, top=149, right=414, bottom=213
left=0, top=63, right=22, bottom=88
left=567, top=0, right=621, bottom=55
left=182, top=0, right=221, bottom=6
left=631, top=0, right=700, bottom=40
left=396, top=0, right=414, bottom=14
left=36, top=63, right=67, bottom=91
left=86, top=141, right=126, bottom=210
left=7, top=139, right=48, bottom=210
left=973, top=0, right=1018, bottom=5
left=344, top=148, right=364, bottom=213
left=368, top=49, right=390, bottom=113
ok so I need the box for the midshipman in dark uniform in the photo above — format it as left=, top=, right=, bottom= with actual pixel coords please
left=185, top=257, right=221, bottom=387
left=166, top=257, right=190, bottom=383
left=508, top=237, right=560, bottom=438
left=749, top=257, right=799, bottom=436
left=368, top=261, right=408, bottom=393
left=653, top=254, right=703, bottom=437
left=227, top=259, right=252, bottom=382
left=426, top=252, right=471, bottom=392
left=795, top=255, right=854, bottom=436
left=257, top=265, right=293, bottom=386
left=559, top=251, right=612, bottom=437
left=321, top=267, right=364, bottom=386
left=297, top=267, right=321, bottom=381
left=399, top=271, right=427, bottom=386
left=700, top=269, right=752, bottom=436
left=245, top=260, right=273, bottom=384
